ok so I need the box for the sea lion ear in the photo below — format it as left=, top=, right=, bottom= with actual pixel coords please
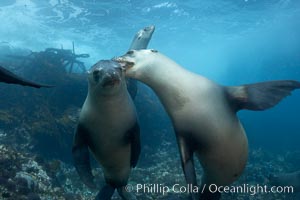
left=126, top=50, right=135, bottom=55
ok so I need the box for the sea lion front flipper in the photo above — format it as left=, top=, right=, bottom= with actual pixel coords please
left=72, top=124, right=96, bottom=189
left=177, top=136, right=199, bottom=200
left=226, top=80, right=300, bottom=111
left=128, top=122, right=141, bottom=168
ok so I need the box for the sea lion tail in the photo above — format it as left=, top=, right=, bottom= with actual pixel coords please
left=225, top=80, right=300, bottom=111
left=95, top=184, right=115, bottom=200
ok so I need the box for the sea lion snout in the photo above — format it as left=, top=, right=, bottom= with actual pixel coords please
left=101, top=71, right=121, bottom=87
left=144, top=25, right=155, bottom=32
left=137, top=25, right=155, bottom=39
left=89, top=60, right=123, bottom=88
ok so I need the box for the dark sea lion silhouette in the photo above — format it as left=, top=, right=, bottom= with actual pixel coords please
left=0, top=65, right=52, bottom=88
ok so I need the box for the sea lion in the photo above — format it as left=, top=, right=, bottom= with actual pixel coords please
left=114, top=49, right=300, bottom=200
left=269, top=171, right=300, bottom=192
left=126, top=25, right=155, bottom=99
left=128, top=25, right=155, bottom=50
left=0, top=65, right=52, bottom=88
left=72, top=60, right=140, bottom=200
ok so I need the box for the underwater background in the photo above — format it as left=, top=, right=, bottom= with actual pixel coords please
left=0, top=0, right=299, bottom=199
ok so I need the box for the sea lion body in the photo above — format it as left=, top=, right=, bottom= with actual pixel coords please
left=114, top=49, right=300, bottom=199
left=172, top=80, right=248, bottom=185
left=72, top=60, right=140, bottom=200
left=79, top=77, right=137, bottom=184
left=72, top=25, right=156, bottom=200
left=119, top=51, right=247, bottom=184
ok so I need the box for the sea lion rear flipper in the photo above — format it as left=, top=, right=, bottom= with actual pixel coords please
left=95, top=184, right=115, bottom=200
left=117, top=187, right=137, bottom=200
left=128, top=122, right=141, bottom=168
left=226, top=80, right=300, bottom=111
left=177, top=136, right=199, bottom=200
left=72, top=124, right=96, bottom=189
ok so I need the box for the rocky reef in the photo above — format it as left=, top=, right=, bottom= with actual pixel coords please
left=0, top=144, right=81, bottom=199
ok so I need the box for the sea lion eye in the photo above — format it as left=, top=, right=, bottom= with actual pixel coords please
left=93, top=69, right=103, bottom=82
left=93, top=69, right=101, bottom=75
left=93, top=73, right=100, bottom=82
left=151, top=49, right=158, bottom=53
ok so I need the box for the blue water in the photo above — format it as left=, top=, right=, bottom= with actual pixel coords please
left=0, top=0, right=300, bottom=199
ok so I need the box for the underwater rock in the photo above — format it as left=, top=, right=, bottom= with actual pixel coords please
left=0, top=176, right=8, bottom=185
left=1, top=192, right=11, bottom=198
left=15, top=172, right=37, bottom=193
left=15, top=176, right=31, bottom=195
left=0, top=145, right=79, bottom=199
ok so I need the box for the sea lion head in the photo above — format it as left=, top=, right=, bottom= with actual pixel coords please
left=87, top=60, right=124, bottom=95
left=136, top=25, right=155, bottom=40
left=128, top=25, right=155, bottom=50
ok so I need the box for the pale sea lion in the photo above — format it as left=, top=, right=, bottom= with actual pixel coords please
left=114, top=49, right=300, bottom=199
left=128, top=25, right=155, bottom=50
left=72, top=60, right=140, bottom=200
left=126, top=25, right=155, bottom=99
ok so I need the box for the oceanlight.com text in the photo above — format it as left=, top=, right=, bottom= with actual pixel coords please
left=124, top=183, right=294, bottom=196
